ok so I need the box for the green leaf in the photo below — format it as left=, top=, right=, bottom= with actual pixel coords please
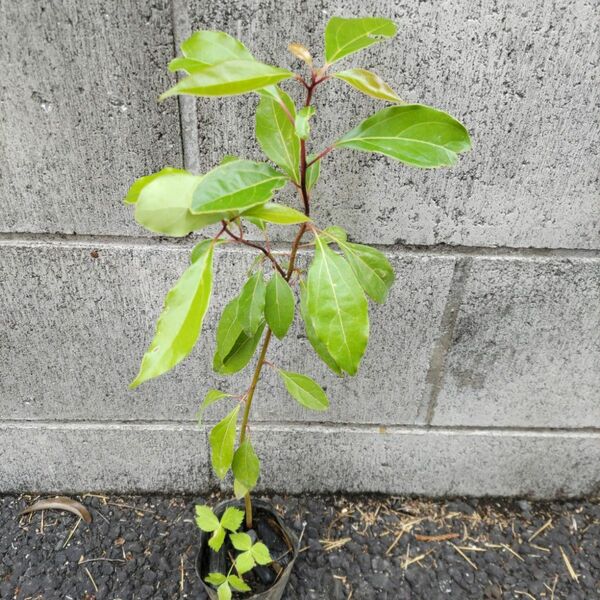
left=278, top=370, right=329, bottom=411
left=251, top=542, right=272, bottom=565
left=306, top=237, right=369, bottom=375
left=238, top=271, right=267, bottom=336
left=294, top=106, right=315, bottom=140
left=214, top=323, right=266, bottom=375
left=255, top=89, right=300, bottom=183
left=169, top=31, right=254, bottom=73
left=205, top=572, right=228, bottom=586
left=306, top=155, right=320, bottom=191
left=209, top=406, right=240, bottom=479
left=130, top=243, right=214, bottom=388
left=337, top=242, right=395, bottom=303
left=196, top=389, right=232, bottom=426
left=335, top=104, right=471, bottom=168
left=264, top=272, right=295, bottom=339
left=124, top=167, right=183, bottom=204
left=195, top=505, right=220, bottom=532
left=322, top=225, right=347, bottom=243
left=219, top=154, right=240, bottom=166
left=334, top=68, right=402, bottom=103
left=215, top=297, right=243, bottom=360
left=234, top=551, right=255, bottom=575
left=220, top=506, right=245, bottom=532
left=232, top=441, right=260, bottom=491
left=242, top=202, right=309, bottom=225
left=230, top=531, right=253, bottom=552
left=160, top=60, right=292, bottom=99
left=299, top=281, right=342, bottom=375
left=233, top=478, right=248, bottom=499
left=209, top=526, right=226, bottom=552
left=217, top=581, right=232, bottom=600
left=132, top=170, right=222, bottom=236
left=227, top=575, right=251, bottom=593
left=191, top=159, right=287, bottom=216
left=324, top=17, right=397, bottom=64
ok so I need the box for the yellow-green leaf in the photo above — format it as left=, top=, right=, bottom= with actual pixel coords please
left=209, top=406, right=240, bottom=479
left=294, top=106, right=315, bottom=140
left=214, top=323, right=265, bottom=375
left=196, top=389, right=232, bottom=426
left=230, top=531, right=253, bottom=552
left=242, top=203, right=309, bottom=225
left=191, top=160, right=287, bottom=216
left=324, top=17, right=397, bottom=64
left=334, top=68, right=402, bottom=103
left=130, top=243, right=214, bottom=388
left=161, top=60, right=292, bottom=99
left=217, top=582, right=232, bottom=600
left=124, top=167, right=182, bottom=204
left=265, top=272, right=295, bottom=339
left=195, top=505, right=220, bottom=532
left=251, top=542, right=272, bottom=565
left=232, top=441, right=260, bottom=491
left=220, top=506, right=245, bottom=531
left=278, top=370, right=329, bottom=411
left=335, top=104, right=471, bottom=168
left=306, top=237, right=369, bottom=375
left=227, top=575, right=251, bottom=593
left=255, top=89, right=300, bottom=183
left=306, top=155, right=321, bottom=191
left=238, top=271, right=266, bottom=336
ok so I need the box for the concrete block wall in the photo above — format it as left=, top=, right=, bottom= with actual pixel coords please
left=0, top=0, right=598, bottom=497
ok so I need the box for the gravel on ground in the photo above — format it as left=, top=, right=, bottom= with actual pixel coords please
left=0, top=492, right=598, bottom=599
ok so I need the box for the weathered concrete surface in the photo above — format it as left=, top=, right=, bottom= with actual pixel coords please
left=0, top=0, right=181, bottom=236
left=431, top=256, right=600, bottom=428
left=0, top=241, right=454, bottom=425
left=2, top=422, right=598, bottom=497
left=187, top=0, right=600, bottom=249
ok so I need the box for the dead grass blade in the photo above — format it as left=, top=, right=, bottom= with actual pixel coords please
left=559, top=546, right=579, bottom=582
left=448, top=542, right=478, bottom=570
left=528, top=518, right=552, bottom=542
left=414, top=532, right=459, bottom=542
left=320, top=537, right=351, bottom=552
left=20, top=497, right=92, bottom=524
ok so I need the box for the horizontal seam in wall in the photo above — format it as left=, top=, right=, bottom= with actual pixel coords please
left=0, top=232, right=599, bottom=260
left=1, top=419, right=599, bottom=437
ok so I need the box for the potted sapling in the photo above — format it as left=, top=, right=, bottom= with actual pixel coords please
left=125, top=15, right=471, bottom=599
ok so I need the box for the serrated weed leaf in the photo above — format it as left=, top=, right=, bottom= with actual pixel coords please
left=195, top=505, right=220, bottom=532
left=205, top=572, right=227, bottom=586
left=230, top=531, right=253, bottom=551
left=220, top=506, right=245, bottom=531
left=227, top=575, right=251, bottom=593
left=235, top=550, right=256, bottom=574
left=208, top=526, right=226, bottom=552
left=251, top=542, right=272, bottom=565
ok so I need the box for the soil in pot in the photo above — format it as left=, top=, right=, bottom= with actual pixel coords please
left=197, top=500, right=298, bottom=598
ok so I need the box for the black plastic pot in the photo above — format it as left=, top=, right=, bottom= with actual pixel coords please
left=195, top=499, right=299, bottom=599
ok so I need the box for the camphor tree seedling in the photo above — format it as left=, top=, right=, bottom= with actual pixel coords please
left=126, top=16, right=471, bottom=596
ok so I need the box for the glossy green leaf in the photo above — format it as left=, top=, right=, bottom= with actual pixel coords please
left=214, top=323, right=265, bottom=375
left=264, top=272, right=295, bottom=339
left=306, top=155, right=320, bottom=191
left=191, top=160, right=287, bottom=216
left=242, top=202, right=309, bottom=225
left=132, top=170, right=222, bottom=236
left=299, top=281, right=342, bottom=375
left=235, top=551, right=255, bottom=575
left=337, top=241, right=395, bottom=303
left=209, top=405, right=240, bottom=479
left=335, top=104, right=471, bottom=168
left=232, top=440, right=260, bottom=490
left=169, top=31, right=254, bottom=73
left=306, top=237, right=369, bottom=375
left=196, top=389, right=233, bottom=426
left=217, top=582, right=232, bottom=600
left=209, top=527, right=227, bottom=552
left=324, top=17, right=397, bottom=64
left=238, top=271, right=266, bottom=336
left=161, top=60, right=292, bottom=99
left=251, top=542, right=272, bottom=565
left=215, top=296, right=244, bottom=360
left=195, top=505, right=220, bottom=532
left=322, top=225, right=347, bottom=243
left=278, top=370, right=329, bottom=411
left=255, top=89, right=300, bottom=183
left=334, top=68, right=402, bottom=103
left=227, top=575, right=251, bottom=593
left=205, top=573, right=227, bottom=586
left=220, top=506, right=245, bottom=531
left=230, top=531, right=253, bottom=552
left=294, top=106, right=315, bottom=140
left=130, top=243, right=214, bottom=388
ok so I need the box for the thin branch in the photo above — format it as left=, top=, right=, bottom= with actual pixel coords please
left=307, top=145, right=334, bottom=168
left=223, top=225, right=286, bottom=277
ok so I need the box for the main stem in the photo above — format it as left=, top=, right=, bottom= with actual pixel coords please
left=239, top=72, right=319, bottom=529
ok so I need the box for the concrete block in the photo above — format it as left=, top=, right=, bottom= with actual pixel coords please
left=187, top=0, right=600, bottom=249
left=0, top=0, right=181, bottom=236
left=1, top=422, right=598, bottom=497
left=0, top=240, right=454, bottom=425
left=0, top=422, right=210, bottom=493
left=431, top=256, right=600, bottom=428
left=252, top=425, right=600, bottom=497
